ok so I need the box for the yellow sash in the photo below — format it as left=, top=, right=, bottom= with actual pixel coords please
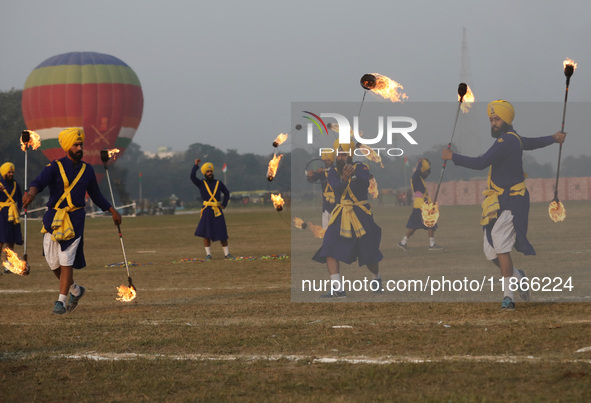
left=201, top=180, right=222, bottom=217
left=323, top=172, right=335, bottom=203
left=41, top=161, right=85, bottom=241
left=0, top=185, right=20, bottom=224
left=411, top=175, right=432, bottom=209
left=327, top=181, right=371, bottom=238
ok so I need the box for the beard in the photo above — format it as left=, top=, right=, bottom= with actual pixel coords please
left=205, top=173, right=214, bottom=181
left=491, top=122, right=511, bottom=138
left=336, top=159, right=346, bottom=174
left=69, top=149, right=83, bottom=162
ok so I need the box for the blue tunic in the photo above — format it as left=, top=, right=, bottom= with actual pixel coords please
left=30, top=157, right=112, bottom=269
left=406, top=165, right=437, bottom=231
left=312, top=163, right=383, bottom=267
left=190, top=165, right=230, bottom=242
left=0, top=179, right=23, bottom=245
left=451, top=127, right=556, bottom=255
left=308, top=170, right=336, bottom=213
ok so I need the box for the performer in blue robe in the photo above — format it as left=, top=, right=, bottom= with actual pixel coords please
left=23, top=128, right=121, bottom=315
left=190, top=159, right=231, bottom=260
left=442, top=100, right=565, bottom=311
left=312, top=140, right=383, bottom=298
left=0, top=163, right=23, bottom=262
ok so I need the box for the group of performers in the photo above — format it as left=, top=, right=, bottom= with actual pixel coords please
left=306, top=100, right=565, bottom=310
left=1, top=99, right=566, bottom=313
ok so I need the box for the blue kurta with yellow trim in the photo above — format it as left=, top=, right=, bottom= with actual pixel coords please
left=406, top=164, right=436, bottom=230
left=190, top=165, right=230, bottom=242
left=451, top=127, right=556, bottom=255
left=0, top=178, right=23, bottom=244
left=312, top=163, right=383, bottom=266
left=30, top=157, right=112, bottom=269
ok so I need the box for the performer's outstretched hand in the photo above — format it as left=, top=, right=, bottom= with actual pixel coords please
left=194, top=159, right=201, bottom=166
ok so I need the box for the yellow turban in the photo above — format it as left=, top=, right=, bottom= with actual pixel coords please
left=201, top=162, right=214, bottom=175
left=333, top=138, right=356, bottom=154
left=322, top=149, right=335, bottom=162
left=487, top=100, right=514, bottom=124
left=420, top=159, right=431, bottom=174
left=0, top=162, right=15, bottom=178
left=58, top=128, right=85, bottom=152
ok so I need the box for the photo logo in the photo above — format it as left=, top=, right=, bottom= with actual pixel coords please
left=302, top=111, right=329, bottom=137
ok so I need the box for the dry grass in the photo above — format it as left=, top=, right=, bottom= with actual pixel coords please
left=1, top=203, right=590, bottom=402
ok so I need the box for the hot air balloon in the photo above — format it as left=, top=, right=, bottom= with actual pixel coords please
left=21, top=51, right=144, bottom=169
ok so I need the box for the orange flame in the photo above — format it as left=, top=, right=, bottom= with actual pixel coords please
left=358, top=143, right=384, bottom=168
left=563, top=58, right=578, bottom=71
left=273, top=133, right=288, bottom=147
left=421, top=201, right=439, bottom=228
left=460, top=85, right=475, bottom=114
left=369, top=73, right=408, bottom=102
left=307, top=222, right=325, bottom=239
left=20, top=130, right=41, bottom=151
left=271, top=193, right=284, bottom=211
left=2, top=248, right=29, bottom=275
left=368, top=177, right=379, bottom=199
left=548, top=200, right=566, bottom=222
left=293, top=217, right=305, bottom=229
left=267, top=154, right=283, bottom=181
left=107, top=148, right=121, bottom=160
left=116, top=284, right=137, bottom=302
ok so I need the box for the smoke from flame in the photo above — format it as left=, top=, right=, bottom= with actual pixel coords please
left=116, top=284, right=137, bottom=302
left=20, top=130, right=41, bottom=151
left=460, top=85, right=475, bottom=114
left=267, top=154, right=283, bottom=181
left=271, top=193, right=284, bottom=211
left=548, top=200, right=566, bottom=222
left=369, top=73, right=408, bottom=103
left=2, top=248, right=29, bottom=275
left=421, top=202, right=439, bottom=228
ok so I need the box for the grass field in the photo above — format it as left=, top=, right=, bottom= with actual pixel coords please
left=1, top=201, right=590, bottom=402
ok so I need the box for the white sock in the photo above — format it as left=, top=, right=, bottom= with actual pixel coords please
left=58, top=294, right=67, bottom=304
left=513, top=267, right=522, bottom=278
left=205, top=247, right=211, bottom=255
left=330, top=273, right=343, bottom=293
left=401, top=236, right=408, bottom=245
left=69, top=283, right=81, bottom=297
left=503, top=277, right=514, bottom=300
left=373, top=273, right=381, bottom=280
left=429, top=237, right=435, bottom=247
left=223, top=246, right=229, bottom=256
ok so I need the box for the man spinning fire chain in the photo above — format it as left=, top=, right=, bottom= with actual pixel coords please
left=190, top=159, right=231, bottom=260
left=312, top=139, right=383, bottom=298
left=441, top=100, right=565, bottom=311
left=22, top=128, right=122, bottom=315
left=0, top=162, right=23, bottom=272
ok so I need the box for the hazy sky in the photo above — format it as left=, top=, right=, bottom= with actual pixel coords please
left=1, top=0, right=589, bottom=164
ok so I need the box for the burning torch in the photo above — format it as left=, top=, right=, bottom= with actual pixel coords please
left=549, top=59, right=577, bottom=222
left=421, top=83, right=469, bottom=228
left=100, top=149, right=136, bottom=299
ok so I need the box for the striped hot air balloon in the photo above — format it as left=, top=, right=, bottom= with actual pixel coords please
left=21, top=51, right=143, bottom=169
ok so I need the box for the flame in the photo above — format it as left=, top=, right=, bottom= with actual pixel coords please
left=271, top=193, right=284, bottom=211
left=20, top=130, right=41, bottom=151
left=116, top=284, right=137, bottom=302
left=369, top=73, right=408, bottom=103
left=368, top=177, right=379, bottom=199
left=358, top=143, right=384, bottom=168
left=2, top=248, right=29, bottom=275
left=548, top=200, right=566, bottom=222
left=460, top=85, right=475, bottom=114
left=421, top=201, right=439, bottom=228
left=563, top=58, right=578, bottom=71
left=307, top=222, right=325, bottom=239
left=273, top=133, right=288, bottom=147
left=267, top=154, right=283, bottom=181
left=293, top=217, right=305, bottom=229
left=107, top=148, right=121, bottom=160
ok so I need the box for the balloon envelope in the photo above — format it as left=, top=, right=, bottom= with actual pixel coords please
left=21, top=51, right=144, bottom=168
